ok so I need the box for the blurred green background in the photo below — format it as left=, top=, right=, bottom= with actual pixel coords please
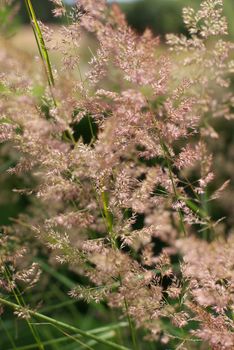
left=15, top=0, right=234, bottom=38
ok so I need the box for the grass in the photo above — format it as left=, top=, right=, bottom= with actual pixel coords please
left=0, top=297, right=130, bottom=350
left=0, top=1, right=141, bottom=338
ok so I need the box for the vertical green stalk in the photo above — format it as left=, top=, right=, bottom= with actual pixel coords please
left=24, top=0, right=56, bottom=105
left=123, top=297, right=140, bottom=350
left=159, top=137, right=187, bottom=236
left=119, top=275, right=140, bottom=350
left=101, top=191, right=116, bottom=248
left=3, top=266, right=45, bottom=350
left=148, top=99, right=187, bottom=236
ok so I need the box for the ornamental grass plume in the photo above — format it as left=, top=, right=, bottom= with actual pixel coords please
left=0, top=0, right=234, bottom=349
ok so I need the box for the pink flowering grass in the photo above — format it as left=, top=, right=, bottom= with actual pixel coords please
left=0, top=0, right=234, bottom=349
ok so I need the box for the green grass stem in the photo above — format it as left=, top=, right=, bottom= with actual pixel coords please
left=24, top=0, right=56, bottom=106
left=0, top=297, right=130, bottom=350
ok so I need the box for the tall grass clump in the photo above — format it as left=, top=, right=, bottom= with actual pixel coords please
left=0, top=0, right=234, bottom=349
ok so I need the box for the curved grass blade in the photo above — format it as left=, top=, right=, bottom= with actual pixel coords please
left=0, top=297, right=130, bottom=350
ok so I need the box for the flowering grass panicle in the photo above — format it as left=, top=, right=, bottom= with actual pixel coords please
left=0, top=0, right=233, bottom=349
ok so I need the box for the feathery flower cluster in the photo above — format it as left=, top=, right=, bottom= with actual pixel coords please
left=0, top=0, right=233, bottom=348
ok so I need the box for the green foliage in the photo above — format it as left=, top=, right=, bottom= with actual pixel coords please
left=0, top=1, right=19, bottom=36
left=123, top=0, right=234, bottom=38
left=18, top=0, right=56, bottom=23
